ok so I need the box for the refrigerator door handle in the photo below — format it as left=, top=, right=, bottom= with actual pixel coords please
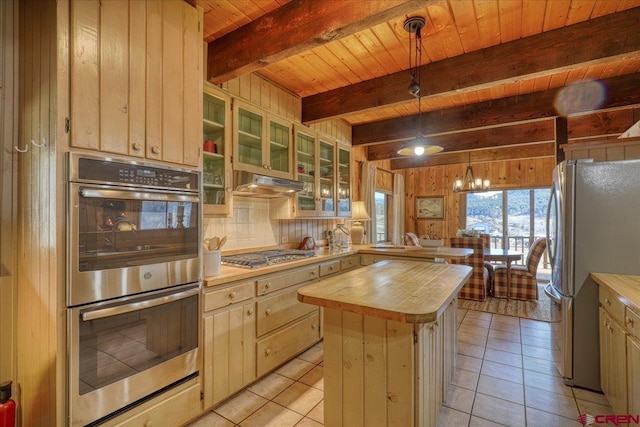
left=544, top=282, right=561, bottom=304
left=546, top=189, right=556, bottom=267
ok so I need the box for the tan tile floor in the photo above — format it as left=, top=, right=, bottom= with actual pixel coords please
left=188, top=308, right=613, bottom=426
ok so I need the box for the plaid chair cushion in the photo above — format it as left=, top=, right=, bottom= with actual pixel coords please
left=402, top=232, right=420, bottom=246
left=493, top=238, right=547, bottom=301
left=449, top=237, right=489, bottom=301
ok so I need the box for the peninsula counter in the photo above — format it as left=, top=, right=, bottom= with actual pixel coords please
left=297, top=260, right=472, bottom=427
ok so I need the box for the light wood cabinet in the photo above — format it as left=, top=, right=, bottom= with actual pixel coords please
left=626, top=307, right=640, bottom=414
left=69, top=0, right=202, bottom=167
left=232, top=100, right=293, bottom=179
left=203, top=85, right=232, bottom=215
left=599, top=291, right=629, bottom=415
left=322, top=297, right=456, bottom=427
left=203, top=300, right=256, bottom=409
left=337, top=145, right=352, bottom=217
left=295, top=126, right=339, bottom=217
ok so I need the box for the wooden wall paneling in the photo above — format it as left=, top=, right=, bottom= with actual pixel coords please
left=161, top=0, right=184, bottom=163
left=0, top=0, right=17, bottom=386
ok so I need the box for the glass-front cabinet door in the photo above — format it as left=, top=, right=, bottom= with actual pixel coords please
left=318, top=139, right=336, bottom=216
left=295, top=127, right=317, bottom=216
left=232, top=100, right=292, bottom=179
left=268, top=116, right=292, bottom=177
left=203, top=86, right=231, bottom=216
left=337, top=145, right=351, bottom=217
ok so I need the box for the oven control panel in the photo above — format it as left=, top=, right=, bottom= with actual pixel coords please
left=74, top=156, right=199, bottom=191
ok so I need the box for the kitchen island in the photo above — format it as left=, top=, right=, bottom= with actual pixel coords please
left=298, top=260, right=472, bottom=427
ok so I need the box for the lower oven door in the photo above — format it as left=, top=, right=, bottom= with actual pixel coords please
left=68, top=283, right=201, bottom=426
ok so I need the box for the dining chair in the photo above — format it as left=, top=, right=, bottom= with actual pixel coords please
left=402, top=232, right=420, bottom=246
left=479, top=233, right=495, bottom=293
left=493, top=237, right=547, bottom=300
left=449, top=237, right=489, bottom=301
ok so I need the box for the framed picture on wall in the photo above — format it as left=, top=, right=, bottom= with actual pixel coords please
left=416, top=196, right=445, bottom=220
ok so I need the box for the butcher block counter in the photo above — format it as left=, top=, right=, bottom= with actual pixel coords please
left=298, top=260, right=472, bottom=427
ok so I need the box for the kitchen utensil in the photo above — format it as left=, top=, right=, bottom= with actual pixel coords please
left=208, top=237, right=219, bottom=251
left=216, top=236, right=226, bottom=250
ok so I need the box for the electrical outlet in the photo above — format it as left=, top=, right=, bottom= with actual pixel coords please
left=282, top=236, right=289, bottom=243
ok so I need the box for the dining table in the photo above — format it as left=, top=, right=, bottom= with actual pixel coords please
left=484, top=248, right=523, bottom=299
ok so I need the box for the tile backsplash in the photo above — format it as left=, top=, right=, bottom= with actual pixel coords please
left=204, top=198, right=345, bottom=251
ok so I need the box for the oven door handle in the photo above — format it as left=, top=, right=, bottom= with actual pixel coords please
left=81, top=287, right=199, bottom=322
left=79, top=188, right=199, bottom=203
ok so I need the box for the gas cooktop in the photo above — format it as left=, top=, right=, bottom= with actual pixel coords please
left=220, top=249, right=316, bottom=269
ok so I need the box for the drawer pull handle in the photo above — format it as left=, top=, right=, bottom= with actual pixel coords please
left=265, top=308, right=272, bottom=316
left=605, top=298, right=610, bottom=305
left=311, top=271, right=316, bottom=276
left=265, top=349, right=271, bottom=356
left=311, top=324, right=317, bottom=330
left=247, top=308, right=254, bottom=315
left=329, top=266, right=334, bottom=270
left=627, top=317, right=635, bottom=326
left=229, top=292, right=236, bottom=299
left=151, top=146, right=160, bottom=154
left=132, top=142, right=142, bottom=151
left=265, top=283, right=271, bottom=289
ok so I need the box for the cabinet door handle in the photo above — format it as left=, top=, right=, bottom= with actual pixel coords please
left=265, top=308, right=272, bottom=316
left=132, top=142, right=143, bottom=151
left=229, top=291, right=236, bottom=299
left=265, top=282, right=271, bottom=289
left=605, top=298, right=610, bottom=305
left=151, top=146, right=160, bottom=154
left=247, top=308, right=254, bottom=315
left=627, top=317, right=635, bottom=327
left=264, top=348, right=271, bottom=356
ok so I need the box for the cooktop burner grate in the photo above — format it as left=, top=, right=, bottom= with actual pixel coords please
left=221, top=249, right=316, bottom=268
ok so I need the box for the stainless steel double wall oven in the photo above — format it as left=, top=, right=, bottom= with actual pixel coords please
left=66, top=153, right=201, bottom=426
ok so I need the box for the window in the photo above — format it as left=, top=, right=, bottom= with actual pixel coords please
left=466, top=188, right=550, bottom=259
left=375, top=191, right=389, bottom=243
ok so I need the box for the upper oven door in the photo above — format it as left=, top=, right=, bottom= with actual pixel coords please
left=68, top=183, right=201, bottom=307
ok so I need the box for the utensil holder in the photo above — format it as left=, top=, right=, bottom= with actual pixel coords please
left=204, top=250, right=221, bottom=277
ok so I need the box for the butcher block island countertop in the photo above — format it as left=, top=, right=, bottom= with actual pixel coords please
left=297, top=260, right=472, bottom=323
left=297, top=260, right=472, bottom=427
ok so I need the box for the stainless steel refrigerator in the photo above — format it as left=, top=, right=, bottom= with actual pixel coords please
left=544, top=158, right=640, bottom=391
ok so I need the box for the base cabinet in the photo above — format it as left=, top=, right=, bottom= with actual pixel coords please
left=599, top=287, right=633, bottom=415
left=628, top=335, right=640, bottom=414
left=203, top=302, right=256, bottom=408
left=322, top=297, right=456, bottom=427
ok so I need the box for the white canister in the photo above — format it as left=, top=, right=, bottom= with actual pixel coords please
left=203, top=250, right=221, bottom=277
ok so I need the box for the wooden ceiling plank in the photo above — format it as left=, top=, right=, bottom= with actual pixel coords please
left=542, top=0, right=571, bottom=31
left=448, top=0, right=482, bottom=53
left=566, top=0, right=597, bottom=24
left=302, top=7, right=640, bottom=123
left=206, top=0, right=430, bottom=83
left=352, top=73, right=640, bottom=145
left=472, top=0, right=501, bottom=48
left=521, top=0, right=546, bottom=36
left=497, top=0, right=523, bottom=43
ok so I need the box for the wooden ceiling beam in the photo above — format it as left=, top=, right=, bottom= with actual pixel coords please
left=206, top=0, right=429, bottom=84
left=302, top=7, right=640, bottom=123
left=368, top=121, right=555, bottom=161
left=390, top=143, right=555, bottom=169
left=352, top=73, right=640, bottom=145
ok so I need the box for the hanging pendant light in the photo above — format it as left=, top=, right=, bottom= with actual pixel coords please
left=397, top=16, right=443, bottom=157
left=452, top=152, right=490, bottom=193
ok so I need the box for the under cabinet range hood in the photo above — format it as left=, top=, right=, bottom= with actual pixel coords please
left=233, top=170, right=305, bottom=198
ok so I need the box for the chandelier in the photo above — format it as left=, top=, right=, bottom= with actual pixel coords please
left=397, top=16, right=443, bottom=157
left=453, top=152, right=490, bottom=193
